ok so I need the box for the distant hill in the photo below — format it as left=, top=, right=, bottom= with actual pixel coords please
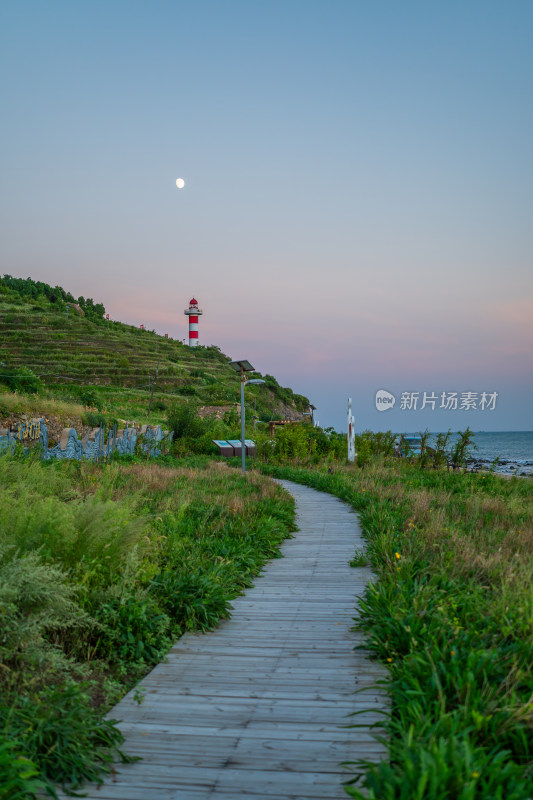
left=0, top=275, right=310, bottom=423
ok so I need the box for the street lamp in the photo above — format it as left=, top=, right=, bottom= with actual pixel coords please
left=228, top=360, right=265, bottom=474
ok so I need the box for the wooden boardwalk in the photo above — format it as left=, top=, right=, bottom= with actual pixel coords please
left=72, top=479, right=387, bottom=800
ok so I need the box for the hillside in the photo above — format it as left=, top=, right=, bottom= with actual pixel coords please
left=0, top=275, right=310, bottom=425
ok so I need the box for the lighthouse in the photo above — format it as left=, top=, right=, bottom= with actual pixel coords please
left=184, top=297, right=203, bottom=346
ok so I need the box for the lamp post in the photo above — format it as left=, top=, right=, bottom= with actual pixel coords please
left=228, top=360, right=265, bottom=474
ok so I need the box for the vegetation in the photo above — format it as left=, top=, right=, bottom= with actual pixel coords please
left=4, top=275, right=531, bottom=797
left=261, top=458, right=533, bottom=798
left=0, top=274, right=106, bottom=321
left=0, top=452, right=295, bottom=796
left=0, top=275, right=309, bottom=427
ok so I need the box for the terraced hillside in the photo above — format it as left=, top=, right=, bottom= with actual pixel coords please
left=0, top=277, right=310, bottom=424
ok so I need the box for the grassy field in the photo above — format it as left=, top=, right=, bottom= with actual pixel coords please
left=0, top=453, right=296, bottom=798
left=261, top=460, right=533, bottom=799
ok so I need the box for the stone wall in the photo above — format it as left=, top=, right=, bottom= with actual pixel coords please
left=0, top=418, right=172, bottom=460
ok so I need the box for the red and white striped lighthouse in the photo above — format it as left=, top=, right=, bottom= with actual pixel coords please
left=184, top=297, right=203, bottom=346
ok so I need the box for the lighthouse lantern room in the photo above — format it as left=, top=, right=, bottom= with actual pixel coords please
left=184, top=298, right=203, bottom=346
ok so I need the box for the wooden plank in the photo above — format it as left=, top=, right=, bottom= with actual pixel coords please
left=114, top=721, right=384, bottom=742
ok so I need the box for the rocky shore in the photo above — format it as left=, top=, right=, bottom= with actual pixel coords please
left=467, top=457, right=533, bottom=477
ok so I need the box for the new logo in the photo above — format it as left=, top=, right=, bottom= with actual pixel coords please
left=375, top=389, right=396, bottom=411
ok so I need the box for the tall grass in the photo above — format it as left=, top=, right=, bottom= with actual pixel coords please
left=0, top=390, right=86, bottom=419
left=262, top=461, right=533, bottom=798
left=0, top=454, right=295, bottom=796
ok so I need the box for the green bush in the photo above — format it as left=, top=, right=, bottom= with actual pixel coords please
left=151, top=570, right=232, bottom=631
left=349, top=736, right=529, bottom=800
left=167, top=402, right=205, bottom=439
left=450, top=426, right=477, bottom=468
left=355, top=429, right=398, bottom=458
left=223, top=406, right=239, bottom=427
left=89, top=593, right=171, bottom=664
left=202, top=384, right=236, bottom=403
left=254, top=423, right=346, bottom=464
left=77, top=388, right=103, bottom=410
left=1, top=684, right=129, bottom=792
left=0, top=366, right=42, bottom=395
left=0, top=738, right=45, bottom=800
left=0, top=548, right=85, bottom=676
left=81, top=411, right=107, bottom=427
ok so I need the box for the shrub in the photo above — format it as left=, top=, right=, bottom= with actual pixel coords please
left=0, top=548, right=85, bottom=675
left=81, top=411, right=106, bottom=427
left=1, top=684, right=129, bottom=792
left=167, top=402, right=205, bottom=439
left=0, top=738, right=45, bottom=800
left=432, top=429, right=452, bottom=469
left=0, top=367, right=42, bottom=395
left=450, top=426, right=477, bottom=469
left=88, top=592, right=171, bottom=664
left=222, top=406, right=239, bottom=427
left=151, top=570, right=232, bottom=631
left=78, top=388, right=102, bottom=410
left=203, top=384, right=236, bottom=403
left=274, top=424, right=310, bottom=461
left=356, top=437, right=372, bottom=468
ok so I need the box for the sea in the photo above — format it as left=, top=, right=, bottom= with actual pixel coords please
left=406, top=431, right=533, bottom=476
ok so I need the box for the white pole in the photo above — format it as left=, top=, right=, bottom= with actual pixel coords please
left=241, top=373, right=246, bottom=475
left=347, top=397, right=355, bottom=462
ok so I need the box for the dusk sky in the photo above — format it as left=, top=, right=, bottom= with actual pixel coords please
left=1, top=1, right=532, bottom=432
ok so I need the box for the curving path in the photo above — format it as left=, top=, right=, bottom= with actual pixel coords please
left=72, top=479, right=387, bottom=800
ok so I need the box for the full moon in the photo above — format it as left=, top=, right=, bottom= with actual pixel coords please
left=176, top=178, right=185, bottom=189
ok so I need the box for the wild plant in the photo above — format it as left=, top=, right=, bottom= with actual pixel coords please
left=1, top=683, right=132, bottom=792
left=0, top=547, right=87, bottom=680
left=261, top=460, right=533, bottom=797
left=433, top=429, right=452, bottom=468
left=0, top=738, right=45, bottom=800
left=0, top=455, right=296, bottom=793
left=417, top=427, right=432, bottom=468
left=450, top=426, right=477, bottom=469
left=151, top=570, right=232, bottom=632
left=350, top=549, right=369, bottom=567
left=86, top=590, right=171, bottom=664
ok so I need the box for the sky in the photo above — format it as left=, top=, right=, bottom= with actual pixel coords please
left=1, top=0, right=532, bottom=432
